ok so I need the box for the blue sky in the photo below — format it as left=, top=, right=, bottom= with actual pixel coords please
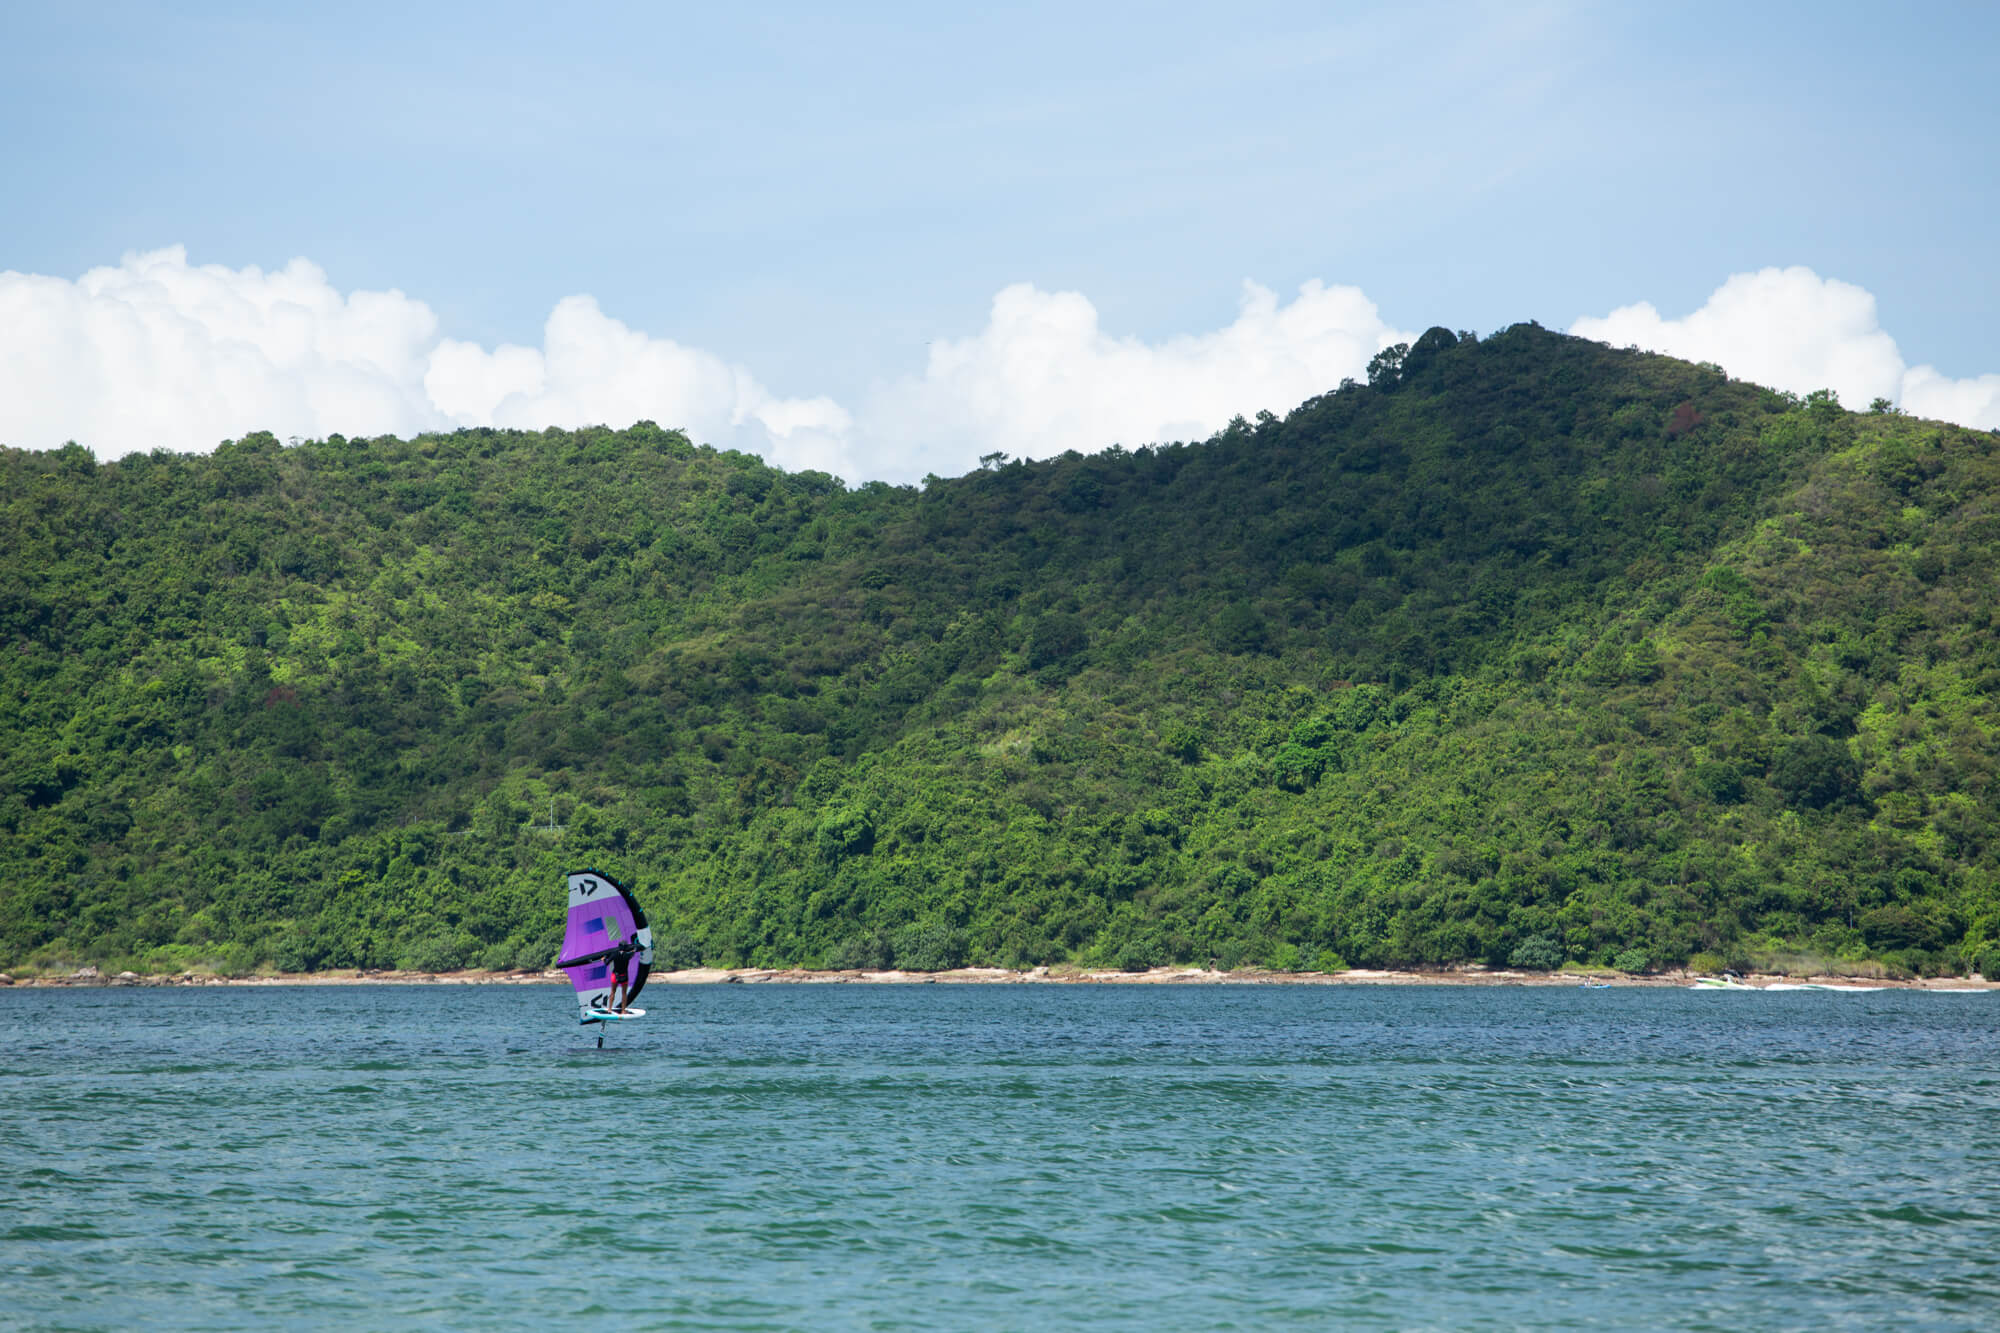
left=4, top=1, right=1997, bottom=479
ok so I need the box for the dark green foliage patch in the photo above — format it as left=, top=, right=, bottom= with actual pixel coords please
left=4, top=328, right=1999, bottom=977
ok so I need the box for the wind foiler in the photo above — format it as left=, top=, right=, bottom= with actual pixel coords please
left=553, top=868, right=654, bottom=1046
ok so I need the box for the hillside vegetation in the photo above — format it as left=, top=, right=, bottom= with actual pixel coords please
left=5, top=324, right=1998, bottom=978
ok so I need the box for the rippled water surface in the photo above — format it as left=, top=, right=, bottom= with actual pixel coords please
left=4, top=983, right=1997, bottom=1330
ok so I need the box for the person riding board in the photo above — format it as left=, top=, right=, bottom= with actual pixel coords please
left=604, top=938, right=641, bottom=1013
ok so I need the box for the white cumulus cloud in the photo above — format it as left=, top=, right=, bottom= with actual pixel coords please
left=424, top=296, right=857, bottom=478
left=862, top=280, right=1411, bottom=480
left=8, top=251, right=1994, bottom=490
left=0, top=247, right=857, bottom=474
left=0, top=247, right=445, bottom=452
left=1570, top=266, right=2000, bottom=427
left=0, top=250, right=1412, bottom=483
left=1899, top=363, right=2000, bottom=429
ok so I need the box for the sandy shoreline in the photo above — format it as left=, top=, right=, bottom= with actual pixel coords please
left=4, top=964, right=1993, bottom=990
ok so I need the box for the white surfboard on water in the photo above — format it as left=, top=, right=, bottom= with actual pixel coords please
left=581, top=1007, right=646, bottom=1023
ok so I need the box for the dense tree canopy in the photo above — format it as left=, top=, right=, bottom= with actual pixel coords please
left=4, top=325, right=1998, bottom=979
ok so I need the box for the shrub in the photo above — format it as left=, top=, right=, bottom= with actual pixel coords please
left=815, top=805, right=875, bottom=861
left=796, top=757, right=843, bottom=805
left=1612, top=947, right=1650, bottom=974
left=891, top=922, right=967, bottom=972
left=1115, top=938, right=1162, bottom=972
left=1027, top=612, right=1089, bottom=669
left=272, top=936, right=324, bottom=974
left=512, top=924, right=565, bottom=972
left=1880, top=950, right=1928, bottom=980
left=1690, top=761, right=1745, bottom=805
left=1771, top=735, right=1861, bottom=810
left=1274, top=741, right=1332, bottom=792
left=1508, top=933, right=1565, bottom=971
left=205, top=942, right=260, bottom=979
left=1162, top=722, right=1204, bottom=764
left=827, top=932, right=893, bottom=971
left=1859, top=904, right=1944, bottom=952
left=654, top=930, right=703, bottom=971
left=1210, top=604, right=1269, bottom=655
left=399, top=930, right=478, bottom=974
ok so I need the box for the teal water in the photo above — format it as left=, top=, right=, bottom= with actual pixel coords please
left=2, top=984, right=1996, bottom=1330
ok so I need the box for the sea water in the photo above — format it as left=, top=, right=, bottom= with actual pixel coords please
left=2, top=983, right=1996, bottom=1330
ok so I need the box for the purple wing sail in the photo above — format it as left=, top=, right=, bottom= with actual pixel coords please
left=556, top=869, right=654, bottom=1021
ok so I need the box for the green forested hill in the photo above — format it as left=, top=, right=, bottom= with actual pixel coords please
left=5, top=324, right=1998, bottom=977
